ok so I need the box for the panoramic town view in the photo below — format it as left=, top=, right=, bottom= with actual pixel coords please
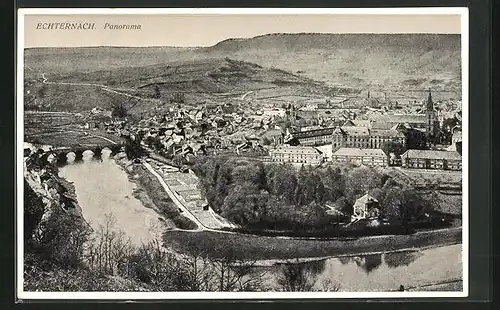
left=22, top=32, right=463, bottom=293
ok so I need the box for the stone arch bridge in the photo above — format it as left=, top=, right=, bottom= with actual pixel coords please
left=37, top=143, right=124, bottom=165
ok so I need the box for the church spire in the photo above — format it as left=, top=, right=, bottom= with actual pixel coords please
left=426, top=89, right=434, bottom=111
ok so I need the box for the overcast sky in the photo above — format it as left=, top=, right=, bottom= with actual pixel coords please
left=22, top=12, right=463, bottom=48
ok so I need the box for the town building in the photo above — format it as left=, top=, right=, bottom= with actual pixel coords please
left=368, top=90, right=439, bottom=136
left=331, top=148, right=389, bottom=167
left=289, top=127, right=336, bottom=146
left=425, top=90, right=439, bottom=136
left=343, top=119, right=372, bottom=128
left=401, top=149, right=462, bottom=170
left=332, top=126, right=406, bottom=150
left=262, top=108, right=286, bottom=118
left=269, top=146, right=324, bottom=165
left=260, top=129, right=285, bottom=146
left=352, top=193, right=381, bottom=221
left=447, top=126, right=462, bottom=153
left=370, top=114, right=427, bottom=131
left=289, top=123, right=405, bottom=150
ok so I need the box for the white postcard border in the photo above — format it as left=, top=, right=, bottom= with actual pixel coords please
left=16, top=7, right=469, bottom=300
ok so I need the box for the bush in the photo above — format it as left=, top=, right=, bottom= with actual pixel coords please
left=172, top=214, right=198, bottom=230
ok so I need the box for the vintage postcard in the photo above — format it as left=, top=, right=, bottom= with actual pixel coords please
left=17, top=8, right=468, bottom=299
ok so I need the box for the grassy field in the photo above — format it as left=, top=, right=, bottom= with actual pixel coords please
left=162, top=227, right=462, bottom=261
left=428, top=191, right=463, bottom=215
left=381, top=167, right=462, bottom=186
left=400, top=169, right=462, bottom=185
left=25, top=128, right=123, bottom=148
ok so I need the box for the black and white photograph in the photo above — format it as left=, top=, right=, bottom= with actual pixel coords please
left=17, top=8, right=468, bottom=299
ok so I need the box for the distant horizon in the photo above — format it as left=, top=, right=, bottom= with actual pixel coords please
left=23, top=32, right=461, bottom=49
left=22, top=13, right=462, bottom=48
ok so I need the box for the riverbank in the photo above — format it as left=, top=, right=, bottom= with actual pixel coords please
left=114, top=154, right=198, bottom=230
left=114, top=154, right=177, bottom=231
left=162, top=226, right=462, bottom=262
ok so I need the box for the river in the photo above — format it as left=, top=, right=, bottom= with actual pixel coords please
left=257, top=244, right=462, bottom=292
left=58, top=150, right=165, bottom=246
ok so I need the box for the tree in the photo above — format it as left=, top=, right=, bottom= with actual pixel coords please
left=112, top=102, right=128, bottom=118
left=124, top=133, right=146, bottom=159
left=144, top=135, right=163, bottom=151
left=262, top=137, right=272, bottom=146
left=86, top=213, right=133, bottom=276
left=381, top=187, right=404, bottom=221
left=381, top=141, right=406, bottom=157
left=267, top=164, right=298, bottom=204
left=33, top=204, right=92, bottom=269
left=320, top=166, right=345, bottom=202
left=210, top=248, right=267, bottom=291
left=319, top=278, right=340, bottom=292
left=345, top=166, right=381, bottom=202
left=442, top=117, right=459, bottom=131
left=405, top=129, right=428, bottom=150
left=221, top=183, right=269, bottom=226
left=276, top=259, right=318, bottom=291
left=232, top=162, right=268, bottom=191
left=152, top=85, right=161, bottom=99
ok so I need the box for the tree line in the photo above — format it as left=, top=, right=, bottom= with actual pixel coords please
left=192, top=157, right=439, bottom=231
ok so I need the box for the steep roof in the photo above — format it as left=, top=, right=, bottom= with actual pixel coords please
left=369, top=129, right=405, bottom=137
left=355, top=193, right=379, bottom=205
left=369, top=114, right=427, bottom=124
left=401, top=149, right=462, bottom=160
left=333, top=148, right=387, bottom=157
left=340, top=126, right=370, bottom=136
left=291, top=127, right=335, bottom=139
left=352, top=119, right=372, bottom=127
left=271, top=146, right=323, bottom=155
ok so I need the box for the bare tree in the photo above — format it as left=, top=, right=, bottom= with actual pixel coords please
left=86, top=213, right=133, bottom=276
left=319, top=278, right=340, bottom=292
left=276, top=259, right=317, bottom=292
left=208, top=248, right=267, bottom=292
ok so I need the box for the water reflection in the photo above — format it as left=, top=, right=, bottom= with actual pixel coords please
left=336, top=251, right=422, bottom=273
left=303, top=259, right=326, bottom=276
left=338, top=256, right=353, bottom=265
left=263, top=244, right=462, bottom=292
left=66, top=152, right=76, bottom=164
left=384, top=251, right=422, bottom=268
left=58, top=153, right=165, bottom=246
left=274, top=259, right=327, bottom=291
left=82, top=150, right=94, bottom=161
left=336, top=254, right=383, bottom=274
left=353, top=254, right=383, bottom=274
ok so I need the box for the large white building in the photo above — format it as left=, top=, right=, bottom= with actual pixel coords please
left=331, top=148, right=389, bottom=167
left=401, top=149, right=462, bottom=171
left=269, top=146, right=324, bottom=165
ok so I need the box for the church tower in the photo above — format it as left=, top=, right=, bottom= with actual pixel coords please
left=425, top=89, right=438, bottom=136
